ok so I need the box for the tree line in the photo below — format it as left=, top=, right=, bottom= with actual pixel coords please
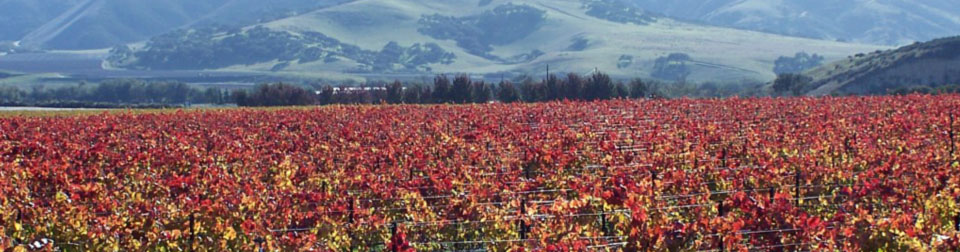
left=0, top=80, right=230, bottom=108
left=234, top=72, right=659, bottom=106
left=1, top=72, right=662, bottom=108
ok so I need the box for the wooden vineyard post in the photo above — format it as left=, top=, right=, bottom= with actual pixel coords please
left=599, top=210, right=610, bottom=237
left=518, top=199, right=528, bottom=241
left=795, top=171, right=801, bottom=207
left=254, top=237, right=266, bottom=252
left=955, top=195, right=960, bottom=233
left=950, top=114, right=955, bottom=157
left=721, top=148, right=727, bottom=168
left=718, top=200, right=725, bottom=252
left=524, top=162, right=533, bottom=180
left=15, top=209, right=21, bottom=244
left=718, top=199, right=724, bottom=215
left=189, top=213, right=195, bottom=252
left=650, top=170, right=657, bottom=195
left=954, top=211, right=960, bottom=232
left=348, top=200, right=354, bottom=224
left=391, top=221, right=397, bottom=238
left=348, top=199, right=356, bottom=248
left=525, top=164, right=530, bottom=180
left=390, top=222, right=398, bottom=252
left=769, top=187, right=775, bottom=204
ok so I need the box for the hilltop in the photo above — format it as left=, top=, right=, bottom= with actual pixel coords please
left=778, top=36, right=960, bottom=96
left=628, top=0, right=960, bottom=46
left=0, top=0, right=350, bottom=50
left=104, top=0, right=884, bottom=83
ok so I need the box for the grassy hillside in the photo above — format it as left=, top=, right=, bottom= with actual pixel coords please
left=3, top=0, right=354, bottom=50
left=791, top=36, right=960, bottom=96
left=109, top=0, right=883, bottom=83
left=0, top=0, right=79, bottom=42
left=628, top=0, right=960, bottom=46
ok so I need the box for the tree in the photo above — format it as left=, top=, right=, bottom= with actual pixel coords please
left=652, top=53, right=692, bottom=82
left=402, top=85, right=423, bottom=104
left=419, top=86, right=433, bottom=104
left=433, top=75, right=451, bottom=103
left=452, top=74, right=473, bottom=104
left=237, top=83, right=316, bottom=107
left=202, top=88, right=227, bottom=104
left=628, top=79, right=649, bottom=98
left=519, top=77, right=544, bottom=102
left=386, top=81, right=404, bottom=104
left=233, top=90, right=250, bottom=106
left=472, top=81, right=492, bottom=103
left=563, top=73, right=584, bottom=100
left=0, top=86, right=25, bottom=102
left=614, top=82, right=629, bottom=98
left=585, top=71, right=614, bottom=101
left=496, top=80, right=520, bottom=103
left=318, top=85, right=334, bottom=105
left=544, top=73, right=561, bottom=101
left=774, top=52, right=824, bottom=74
left=772, top=73, right=813, bottom=96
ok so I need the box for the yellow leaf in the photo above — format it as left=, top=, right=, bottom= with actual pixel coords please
left=13, top=222, right=21, bottom=231
left=224, top=226, right=237, bottom=241
left=56, top=191, right=68, bottom=202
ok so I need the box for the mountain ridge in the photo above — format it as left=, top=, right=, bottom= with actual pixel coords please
left=627, top=0, right=960, bottom=46
left=105, top=0, right=884, bottom=83
left=792, top=36, right=960, bottom=96
left=1, top=0, right=353, bottom=50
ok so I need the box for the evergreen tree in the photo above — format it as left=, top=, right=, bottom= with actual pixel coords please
left=614, top=82, right=629, bottom=98
left=237, top=83, right=316, bottom=107
left=563, top=73, right=584, bottom=100
left=233, top=90, right=249, bottom=106
left=497, top=80, right=520, bottom=103
left=386, top=81, right=404, bottom=104
left=472, top=81, right=492, bottom=103
left=452, top=74, right=473, bottom=104
left=403, top=85, right=423, bottom=104
left=318, top=85, right=334, bottom=105
left=773, top=73, right=813, bottom=96
left=628, top=79, right=649, bottom=98
left=544, top=74, right=561, bottom=101
left=519, top=78, right=545, bottom=103
left=586, top=71, right=614, bottom=101
left=419, top=85, right=434, bottom=104
left=433, top=75, right=451, bottom=103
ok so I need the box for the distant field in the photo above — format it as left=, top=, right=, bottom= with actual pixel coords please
left=2, top=95, right=958, bottom=251
left=0, top=106, right=242, bottom=117
left=0, top=52, right=267, bottom=86
left=0, top=52, right=102, bottom=73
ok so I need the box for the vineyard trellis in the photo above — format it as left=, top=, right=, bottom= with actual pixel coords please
left=1, top=95, right=959, bottom=251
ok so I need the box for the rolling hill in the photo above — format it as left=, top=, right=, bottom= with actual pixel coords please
left=106, top=0, right=885, bottom=83
left=786, top=36, right=960, bottom=96
left=0, top=0, right=352, bottom=50
left=627, top=0, right=960, bottom=46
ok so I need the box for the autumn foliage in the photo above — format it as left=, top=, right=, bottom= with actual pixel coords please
left=1, top=94, right=959, bottom=251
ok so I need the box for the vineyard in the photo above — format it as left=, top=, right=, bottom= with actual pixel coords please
left=1, top=95, right=960, bottom=251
